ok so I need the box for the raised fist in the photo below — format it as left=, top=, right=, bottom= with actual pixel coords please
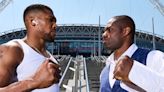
left=113, top=56, right=133, bottom=82
left=31, top=59, right=61, bottom=88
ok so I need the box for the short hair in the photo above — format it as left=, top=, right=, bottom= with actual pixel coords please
left=113, top=15, right=135, bottom=40
left=23, top=4, right=55, bottom=22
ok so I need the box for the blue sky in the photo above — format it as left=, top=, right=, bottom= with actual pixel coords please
left=0, top=0, right=164, bottom=37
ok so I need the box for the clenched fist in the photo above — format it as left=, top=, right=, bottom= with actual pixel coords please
left=113, top=56, right=133, bottom=82
left=31, top=59, right=61, bottom=89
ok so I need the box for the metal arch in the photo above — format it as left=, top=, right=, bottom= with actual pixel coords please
left=0, top=0, right=12, bottom=13
left=149, top=0, right=164, bottom=16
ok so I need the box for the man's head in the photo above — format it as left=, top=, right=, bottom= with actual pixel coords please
left=102, top=15, right=135, bottom=50
left=23, top=4, right=57, bottom=42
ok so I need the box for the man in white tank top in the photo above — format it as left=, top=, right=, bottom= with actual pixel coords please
left=0, top=4, right=61, bottom=92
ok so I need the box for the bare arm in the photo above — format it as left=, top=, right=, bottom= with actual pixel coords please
left=0, top=42, right=61, bottom=92
left=0, top=43, right=23, bottom=87
left=0, top=60, right=60, bottom=92
left=0, top=79, right=39, bottom=92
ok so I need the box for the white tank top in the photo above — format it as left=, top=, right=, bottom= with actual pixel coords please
left=15, top=39, right=59, bottom=92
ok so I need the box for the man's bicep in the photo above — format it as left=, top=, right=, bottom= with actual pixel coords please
left=0, top=45, right=20, bottom=87
left=0, top=61, right=14, bottom=87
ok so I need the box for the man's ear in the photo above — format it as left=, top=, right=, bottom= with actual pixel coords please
left=123, top=27, right=131, bottom=37
left=31, top=19, right=38, bottom=26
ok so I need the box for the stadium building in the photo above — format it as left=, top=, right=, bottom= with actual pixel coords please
left=0, top=24, right=164, bottom=92
left=0, top=24, right=164, bottom=55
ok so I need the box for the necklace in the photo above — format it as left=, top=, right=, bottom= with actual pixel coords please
left=32, top=46, right=50, bottom=57
left=24, top=39, right=49, bottom=57
left=31, top=46, right=50, bottom=58
left=31, top=46, right=42, bottom=54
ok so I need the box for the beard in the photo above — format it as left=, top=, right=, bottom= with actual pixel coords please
left=46, top=37, right=54, bottom=42
left=44, top=32, right=55, bottom=42
left=104, top=41, right=121, bottom=51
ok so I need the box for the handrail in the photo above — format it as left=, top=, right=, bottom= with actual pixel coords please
left=59, top=57, right=73, bottom=86
left=83, top=57, right=90, bottom=92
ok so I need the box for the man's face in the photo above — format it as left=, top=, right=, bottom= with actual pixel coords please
left=35, top=10, right=57, bottom=42
left=102, top=18, right=123, bottom=50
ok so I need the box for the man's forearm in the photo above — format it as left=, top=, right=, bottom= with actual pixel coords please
left=129, top=61, right=164, bottom=91
left=0, top=79, right=38, bottom=92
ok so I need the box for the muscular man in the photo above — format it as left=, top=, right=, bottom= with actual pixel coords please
left=0, top=4, right=61, bottom=92
left=100, top=15, right=164, bottom=92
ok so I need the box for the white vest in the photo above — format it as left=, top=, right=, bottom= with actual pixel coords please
left=15, top=39, right=59, bottom=92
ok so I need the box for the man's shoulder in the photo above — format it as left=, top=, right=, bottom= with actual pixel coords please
left=131, top=48, right=151, bottom=65
left=136, top=48, right=151, bottom=54
left=1, top=39, right=22, bottom=51
left=148, top=49, right=164, bottom=57
left=0, top=39, right=24, bottom=64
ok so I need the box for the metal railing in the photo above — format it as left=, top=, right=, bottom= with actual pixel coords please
left=59, top=57, right=73, bottom=86
left=83, top=57, right=90, bottom=92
